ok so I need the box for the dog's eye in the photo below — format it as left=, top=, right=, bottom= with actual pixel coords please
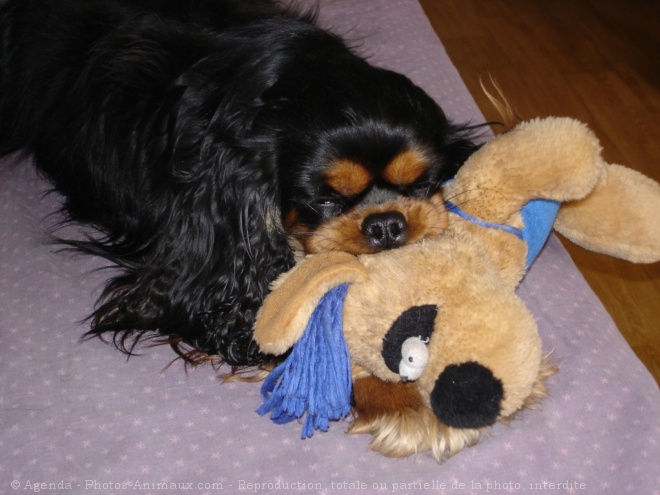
left=310, top=198, right=342, bottom=217
left=314, top=198, right=339, bottom=210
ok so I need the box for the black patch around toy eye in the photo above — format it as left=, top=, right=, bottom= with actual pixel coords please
left=381, top=305, right=438, bottom=374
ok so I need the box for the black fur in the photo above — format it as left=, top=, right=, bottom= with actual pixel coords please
left=0, top=0, right=479, bottom=366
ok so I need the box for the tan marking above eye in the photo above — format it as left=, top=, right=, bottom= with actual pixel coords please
left=382, top=149, right=428, bottom=186
left=324, top=159, right=373, bottom=197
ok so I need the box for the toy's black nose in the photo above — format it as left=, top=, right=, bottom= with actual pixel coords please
left=430, top=362, right=504, bottom=429
left=361, top=211, right=407, bottom=250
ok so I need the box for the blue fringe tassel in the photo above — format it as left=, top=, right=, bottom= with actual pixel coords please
left=257, top=284, right=352, bottom=438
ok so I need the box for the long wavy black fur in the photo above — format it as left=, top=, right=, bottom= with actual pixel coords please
left=0, top=0, right=480, bottom=367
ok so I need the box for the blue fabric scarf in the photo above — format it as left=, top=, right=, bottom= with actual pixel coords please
left=445, top=198, right=560, bottom=269
left=257, top=284, right=353, bottom=438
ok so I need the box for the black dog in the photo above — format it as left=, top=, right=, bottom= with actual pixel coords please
left=0, top=0, right=479, bottom=367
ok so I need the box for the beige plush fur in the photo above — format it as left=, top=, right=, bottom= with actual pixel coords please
left=443, top=117, right=605, bottom=224
left=254, top=117, right=660, bottom=461
left=555, top=163, right=660, bottom=263
left=255, top=251, right=366, bottom=355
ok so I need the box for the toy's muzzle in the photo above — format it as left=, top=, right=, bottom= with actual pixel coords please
left=430, top=361, right=504, bottom=428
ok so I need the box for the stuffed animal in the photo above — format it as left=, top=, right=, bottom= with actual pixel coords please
left=253, top=117, right=660, bottom=461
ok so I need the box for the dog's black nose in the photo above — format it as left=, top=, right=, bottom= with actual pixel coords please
left=430, top=362, right=504, bottom=429
left=361, top=211, right=408, bottom=250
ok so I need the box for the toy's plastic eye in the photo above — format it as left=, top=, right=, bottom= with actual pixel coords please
left=381, top=304, right=437, bottom=379
left=399, top=336, right=430, bottom=382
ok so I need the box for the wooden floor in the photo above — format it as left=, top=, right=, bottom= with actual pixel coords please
left=419, top=0, right=660, bottom=384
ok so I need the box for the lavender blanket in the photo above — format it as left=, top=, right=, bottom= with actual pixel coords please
left=2, top=1, right=659, bottom=494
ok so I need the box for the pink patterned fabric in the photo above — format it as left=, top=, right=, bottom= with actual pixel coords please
left=1, top=1, right=659, bottom=494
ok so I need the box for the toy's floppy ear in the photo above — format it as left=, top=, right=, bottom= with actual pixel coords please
left=254, top=251, right=367, bottom=355
left=555, top=163, right=660, bottom=263
left=443, top=117, right=605, bottom=224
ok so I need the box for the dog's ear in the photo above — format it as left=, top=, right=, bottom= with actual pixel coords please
left=254, top=251, right=367, bottom=355
left=77, top=60, right=310, bottom=366
left=87, top=171, right=298, bottom=365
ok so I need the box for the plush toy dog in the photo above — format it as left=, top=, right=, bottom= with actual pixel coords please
left=253, top=117, right=660, bottom=461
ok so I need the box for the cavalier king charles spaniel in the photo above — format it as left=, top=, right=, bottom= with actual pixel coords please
left=0, top=0, right=480, bottom=367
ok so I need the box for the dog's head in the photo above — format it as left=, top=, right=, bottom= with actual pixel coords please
left=268, top=65, right=478, bottom=255
left=283, top=145, right=451, bottom=254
